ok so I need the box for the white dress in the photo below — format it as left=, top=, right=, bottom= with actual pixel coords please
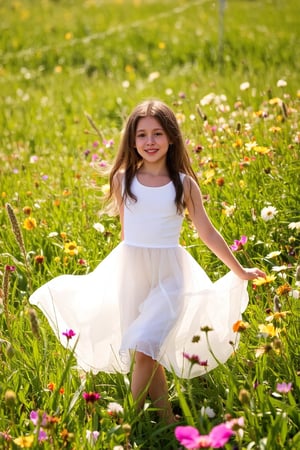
left=29, top=175, right=248, bottom=378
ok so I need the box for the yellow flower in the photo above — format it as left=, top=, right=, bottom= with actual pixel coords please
left=276, top=283, right=291, bottom=295
left=266, top=311, right=289, bottom=322
left=101, top=183, right=110, bottom=195
left=64, top=241, right=80, bottom=256
left=64, top=32, right=73, bottom=40
left=158, top=41, right=166, bottom=49
left=23, top=217, right=37, bottom=230
left=253, top=146, right=271, bottom=154
left=203, top=169, right=215, bottom=184
left=253, top=274, right=276, bottom=286
left=13, top=435, right=34, bottom=448
left=258, top=323, right=278, bottom=337
left=269, top=97, right=282, bottom=105
left=269, top=126, right=281, bottom=133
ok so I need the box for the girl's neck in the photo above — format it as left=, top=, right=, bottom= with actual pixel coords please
left=137, top=163, right=171, bottom=187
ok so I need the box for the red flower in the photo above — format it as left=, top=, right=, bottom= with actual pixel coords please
left=82, top=392, right=100, bottom=403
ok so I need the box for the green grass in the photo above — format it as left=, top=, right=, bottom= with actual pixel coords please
left=1, top=0, right=300, bottom=448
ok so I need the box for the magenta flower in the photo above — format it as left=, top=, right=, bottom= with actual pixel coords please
left=83, top=391, right=101, bottom=403
left=5, top=265, right=16, bottom=272
left=230, top=235, right=247, bottom=252
left=175, top=423, right=234, bottom=449
left=276, top=382, right=292, bottom=394
left=183, top=352, right=208, bottom=367
left=62, top=329, right=76, bottom=340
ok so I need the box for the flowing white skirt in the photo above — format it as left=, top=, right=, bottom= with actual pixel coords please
left=29, top=243, right=248, bottom=378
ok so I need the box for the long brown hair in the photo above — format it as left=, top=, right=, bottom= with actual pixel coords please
left=109, top=100, right=198, bottom=213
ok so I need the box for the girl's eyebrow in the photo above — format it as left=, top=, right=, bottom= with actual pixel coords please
left=136, top=127, right=164, bottom=132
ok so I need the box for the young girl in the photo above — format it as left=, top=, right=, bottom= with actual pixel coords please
left=30, top=100, right=266, bottom=424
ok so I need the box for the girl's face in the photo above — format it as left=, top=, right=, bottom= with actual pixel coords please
left=135, top=116, right=171, bottom=165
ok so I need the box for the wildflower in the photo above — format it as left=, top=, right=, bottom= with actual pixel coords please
left=5, top=265, right=16, bottom=272
left=277, top=79, right=287, bottom=87
left=34, top=255, right=45, bottom=264
left=221, top=203, right=236, bottom=217
left=64, top=241, right=79, bottom=256
left=0, top=431, right=12, bottom=441
left=175, top=423, right=234, bottom=449
left=30, top=410, right=48, bottom=427
left=238, top=389, right=250, bottom=405
left=230, top=235, right=247, bottom=252
left=107, top=402, right=124, bottom=415
left=13, top=435, right=34, bottom=448
left=216, top=177, right=224, bottom=186
left=93, top=222, right=105, bottom=233
left=86, top=430, right=100, bottom=445
left=183, top=352, right=208, bottom=367
left=23, top=217, right=37, bottom=230
left=22, top=206, right=32, bottom=215
left=258, top=323, right=278, bottom=337
left=78, top=258, right=87, bottom=265
left=82, top=391, right=101, bottom=403
left=240, top=81, right=250, bottom=91
left=261, top=206, right=278, bottom=221
left=276, top=382, right=292, bottom=393
left=232, top=320, right=250, bottom=332
left=47, top=382, right=56, bottom=391
left=253, top=274, right=276, bottom=286
left=62, top=329, right=76, bottom=340
left=200, top=406, right=216, bottom=418
left=253, top=145, right=271, bottom=154
left=276, top=283, right=291, bottom=296
left=288, top=221, right=300, bottom=231
left=265, top=250, right=281, bottom=259
left=255, top=344, right=273, bottom=357
left=4, top=389, right=16, bottom=407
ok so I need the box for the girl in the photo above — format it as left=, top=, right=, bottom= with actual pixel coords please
left=30, top=100, right=266, bottom=424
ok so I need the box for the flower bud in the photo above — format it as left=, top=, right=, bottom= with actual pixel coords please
left=238, top=389, right=250, bottom=406
left=4, top=390, right=16, bottom=408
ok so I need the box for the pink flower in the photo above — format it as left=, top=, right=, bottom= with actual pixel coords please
left=175, top=423, right=234, bottom=449
left=5, top=265, right=16, bottom=272
left=62, top=329, right=76, bottom=340
left=276, top=382, right=292, bottom=393
left=230, top=235, right=247, bottom=251
left=83, top=391, right=101, bottom=403
left=183, top=352, right=208, bottom=367
left=30, top=410, right=48, bottom=427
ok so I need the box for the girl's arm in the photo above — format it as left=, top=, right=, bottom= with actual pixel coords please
left=112, top=171, right=124, bottom=240
left=184, top=176, right=266, bottom=281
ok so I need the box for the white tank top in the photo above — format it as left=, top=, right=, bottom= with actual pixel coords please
left=123, top=174, right=185, bottom=248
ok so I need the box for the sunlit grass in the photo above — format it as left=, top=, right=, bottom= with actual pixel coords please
left=1, top=0, right=299, bottom=449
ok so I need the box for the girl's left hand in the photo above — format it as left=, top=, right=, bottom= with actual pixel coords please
left=240, top=267, right=267, bottom=280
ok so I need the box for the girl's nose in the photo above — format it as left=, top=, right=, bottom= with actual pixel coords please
left=146, top=135, right=155, bottom=145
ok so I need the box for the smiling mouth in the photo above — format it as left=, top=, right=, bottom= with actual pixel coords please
left=145, top=148, right=158, bottom=153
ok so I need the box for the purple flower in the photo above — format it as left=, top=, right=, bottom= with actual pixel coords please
left=38, top=429, right=48, bottom=442
left=86, top=430, right=100, bottom=444
left=276, top=382, right=292, bottom=394
left=230, top=235, right=247, bottom=252
left=62, top=329, right=76, bottom=340
left=30, top=410, right=48, bottom=427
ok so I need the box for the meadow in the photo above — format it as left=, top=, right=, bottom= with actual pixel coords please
left=0, top=0, right=299, bottom=448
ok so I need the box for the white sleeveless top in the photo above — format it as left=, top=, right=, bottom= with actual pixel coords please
left=123, top=174, right=185, bottom=248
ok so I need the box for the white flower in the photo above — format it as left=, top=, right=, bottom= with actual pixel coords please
left=148, top=71, right=160, bottom=82
left=93, top=222, right=105, bottom=233
left=86, top=430, right=100, bottom=445
left=200, top=406, right=216, bottom=418
left=271, top=265, right=288, bottom=272
left=48, top=231, right=59, bottom=238
left=200, top=92, right=215, bottom=106
left=266, top=251, right=281, bottom=259
left=277, top=79, right=287, bottom=87
left=240, top=81, right=250, bottom=91
left=261, top=206, right=278, bottom=221
left=107, top=402, right=124, bottom=414
left=289, top=289, right=299, bottom=298
left=288, top=221, right=300, bottom=231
